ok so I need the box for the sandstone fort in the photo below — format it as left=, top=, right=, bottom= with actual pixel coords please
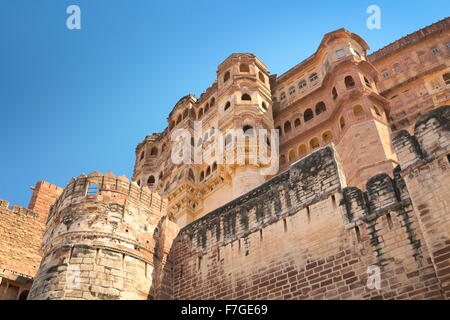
left=1, top=17, right=449, bottom=300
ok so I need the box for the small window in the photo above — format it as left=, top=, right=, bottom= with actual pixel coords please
left=223, top=71, right=230, bottom=82
left=322, top=131, right=333, bottom=143
left=332, top=87, right=338, bottom=100
left=243, top=125, right=254, bottom=135
left=204, top=103, right=209, bottom=113
left=241, top=93, right=252, bottom=101
left=304, top=109, right=314, bottom=122
left=382, top=72, right=389, bottom=79
left=240, top=64, right=250, bottom=72
left=345, top=76, right=355, bottom=89
left=298, top=80, right=307, bottom=90
left=151, top=147, right=158, bottom=156
left=210, top=97, right=215, bottom=107
left=289, top=87, right=296, bottom=96
left=87, top=183, right=99, bottom=195
left=310, top=138, right=320, bottom=150
left=364, top=77, right=372, bottom=88
left=212, top=162, right=217, bottom=171
left=200, top=171, right=205, bottom=181
left=224, top=101, right=231, bottom=111
left=294, top=118, right=301, bottom=127
left=206, top=167, right=211, bottom=176
left=188, top=169, right=195, bottom=181
left=443, top=73, right=450, bottom=85
left=280, top=92, right=286, bottom=102
left=309, top=73, right=318, bottom=83
left=353, top=105, right=364, bottom=117
left=431, top=48, right=440, bottom=55
left=298, top=144, right=307, bottom=157
left=284, top=121, right=292, bottom=134
left=198, top=108, right=204, bottom=119
left=258, top=72, right=265, bottom=83
left=446, top=43, right=450, bottom=49
left=373, top=106, right=381, bottom=116
left=393, top=64, right=402, bottom=73
left=261, top=102, right=268, bottom=111
left=225, top=133, right=232, bottom=146
left=315, top=102, right=326, bottom=115
left=339, top=117, right=346, bottom=130
left=288, top=150, right=296, bottom=162
left=336, top=49, right=345, bottom=59
left=147, top=176, right=155, bottom=186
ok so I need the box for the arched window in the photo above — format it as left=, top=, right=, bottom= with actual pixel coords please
left=284, top=121, right=292, bottom=134
left=243, top=125, right=254, bottom=135
left=310, top=138, right=320, bottom=150
left=225, top=133, right=232, bottom=146
left=322, top=131, right=333, bottom=143
left=373, top=106, right=381, bottom=116
left=224, top=101, right=231, bottom=111
left=443, top=73, right=450, bottom=85
left=364, top=77, right=372, bottom=88
left=294, top=118, right=301, bottom=127
left=280, top=92, right=286, bottom=102
left=280, top=155, right=286, bottom=165
left=176, top=114, right=182, bottom=124
left=315, top=102, right=326, bottom=115
left=147, top=175, right=155, bottom=186
left=353, top=105, right=364, bottom=117
left=309, top=73, right=318, bottom=83
left=241, top=93, right=252, bottom=101
left=240, top=64, right=250, bottom=72
left=304, top=109, right=314, bottom=122
left=339, top=117, right=346, bottom=130
left=261, top=102, right=268, bottom=111
left=345, top=76, right=355, bottom=88
left=204, top=103, right=209, bottom=113
left=298, top=80, right=307, bottom=90
left=198, top=108, right=203, bottom=119
left=332, top=87, right=338, bottom=100
left=298, top=144, right=307, bottom=157
left=188, top=169, right=195, bottom=181
left=159, top=171, right=163, bottom=179
left=210, top=97, right=215, bottom=107
left=259, top=72, right=265, bottom=83
left=288, top=150, right=296, bottom=162
left=223, top=71, right=230, bottom=82
left=151, top=147, right=158, bottom=156
left=206, top=166, right=211, bottom=176
left=137, top=180, right=141, bottom=187
left=200, top=171, right=205, bottom=181
left=289, top=87, right=296, bottom=96
left=212, top=162, right=217, bottom=171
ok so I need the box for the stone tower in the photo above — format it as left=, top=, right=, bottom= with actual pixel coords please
left=133, top=54, right=275, bottom=227
left=28, top=172, right=178, bottom=300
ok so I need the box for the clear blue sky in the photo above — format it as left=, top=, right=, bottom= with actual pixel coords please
left=0, top=0, right=449, bottom=207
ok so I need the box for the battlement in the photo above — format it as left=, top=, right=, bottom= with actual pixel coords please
left=0, top=199, right=39, bottom=219
left=49, top=171, right=166, bottom=222
left=393, top=105, right=450, bottom=171
left=177, top=144, right=345, bottom=252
